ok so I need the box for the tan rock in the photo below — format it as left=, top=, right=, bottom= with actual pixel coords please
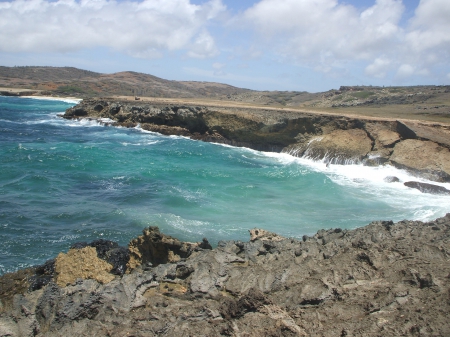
left=249, top=228, right=285, bottom=242
left=55, top=247, right=114, bottom=287
left=390, top=139, right=450, bottom=182
left=399, top=121, right=450, bottom=148
left=365, top=123, right=400, bottom=149
left=304, top=129, right=373, bottom=163
left=127, top=226, right=205, bottom=271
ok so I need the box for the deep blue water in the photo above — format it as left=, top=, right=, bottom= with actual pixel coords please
left=1, top=96, right=449, bottom=274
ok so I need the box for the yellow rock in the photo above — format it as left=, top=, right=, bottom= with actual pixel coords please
left=55, top=247, right=115, bottom=287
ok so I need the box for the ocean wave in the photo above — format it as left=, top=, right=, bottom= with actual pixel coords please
left=24, top=96, right=82, bottom=104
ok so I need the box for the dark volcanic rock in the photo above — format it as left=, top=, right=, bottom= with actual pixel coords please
left=29, top=259, right=55, bottom=291
left=2, top=214, right=450, bottom=336
left=404, top=181, right=450, bottom=195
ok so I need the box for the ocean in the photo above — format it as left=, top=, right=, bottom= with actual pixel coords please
left=1, top=96, right=449, bottom=275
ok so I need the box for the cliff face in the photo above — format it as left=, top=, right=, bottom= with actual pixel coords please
left=1, top=215, right=450, bottom=336
left=63, top=99, right=450, bottom=182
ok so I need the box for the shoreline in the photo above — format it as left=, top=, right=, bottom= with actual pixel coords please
left=63, top=98, right=450, bottom=183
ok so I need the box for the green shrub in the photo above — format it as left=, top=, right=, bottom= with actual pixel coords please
left=350, top=91, right=375, bottom=99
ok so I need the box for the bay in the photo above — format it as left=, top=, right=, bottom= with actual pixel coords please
left=1, top=96, right=449, bottom=274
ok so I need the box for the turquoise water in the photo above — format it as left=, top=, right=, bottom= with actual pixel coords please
left=1, top=96, right=449, bottom=274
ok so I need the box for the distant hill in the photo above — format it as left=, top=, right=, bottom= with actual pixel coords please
left=0, top=66, right=254, bottom=99
left=0, top=66, right=449, bottom=122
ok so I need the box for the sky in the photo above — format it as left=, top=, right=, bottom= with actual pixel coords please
left=0, top=0, right=449, bottom=92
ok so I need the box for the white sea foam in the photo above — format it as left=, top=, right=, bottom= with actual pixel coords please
left=211, top=144, right=450, bottom=222
left=163, top=213, right=211, bottom=235
left=24, top=96, right=82, bottom=104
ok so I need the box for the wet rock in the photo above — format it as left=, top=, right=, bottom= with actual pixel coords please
left=404, top=181, right=450, bottom=195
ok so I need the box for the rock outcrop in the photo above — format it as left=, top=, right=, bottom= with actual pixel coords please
left=1, top=215, right=450, bottom=336
left=54, top=247, right=115, bottom=287
left=297, top=129, right=373, bottom=164
left=127, top=226, right=212, bottom=271
left=404, top=181, right=450, bottom=195
left=390, top=139, right=450, bottom=182
left=63, top=99, right=450, bottom=182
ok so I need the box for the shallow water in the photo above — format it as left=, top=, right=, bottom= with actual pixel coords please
left=1, top=96, right=449, bottom=274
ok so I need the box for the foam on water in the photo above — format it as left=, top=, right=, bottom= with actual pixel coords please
left=24, top=96, right=82, bottom=104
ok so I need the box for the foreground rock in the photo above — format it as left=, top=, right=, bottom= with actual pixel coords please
left=1, top=215, right=450, bottom=336
left=63, top=99, right=450, bottom=182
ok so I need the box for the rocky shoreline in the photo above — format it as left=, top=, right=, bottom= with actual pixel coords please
left=1, top=215, right=450, bottom=336
left=63, top=99, right=450, bottom=183
left=2, top=98, right=450, bottom=336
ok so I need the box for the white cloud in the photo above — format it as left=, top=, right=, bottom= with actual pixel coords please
left=187, top=31, right=219, bottom=58
left=396, top=64, right=415, bottom=79
left=0, top=0, right=225, bottom=59
left=212, top=62, right=226, bottom=70
left=405, top=0, right=450, bottom=63
left=242, top=0, right=404, bottom=63
left=240, top=0, right=450, bottom=82
left=365, top=57, right=392, bottom=78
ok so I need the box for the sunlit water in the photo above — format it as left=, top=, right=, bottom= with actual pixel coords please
left=1, top=96, right=449, bottom=274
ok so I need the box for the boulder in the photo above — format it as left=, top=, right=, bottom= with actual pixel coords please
left=390, top=139, right=450, bottom=182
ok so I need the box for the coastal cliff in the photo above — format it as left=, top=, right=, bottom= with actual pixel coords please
left=1, top=215, right=450, bottom=336
left=63, top=99, right=450, bottom=182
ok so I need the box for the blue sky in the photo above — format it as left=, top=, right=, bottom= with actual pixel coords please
left=0, top=0, right=448, bottom=92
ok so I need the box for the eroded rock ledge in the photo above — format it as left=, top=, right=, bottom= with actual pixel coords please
left=1, top=215, right=450, bottom=336
left=63, top=99, right=450, bottom=182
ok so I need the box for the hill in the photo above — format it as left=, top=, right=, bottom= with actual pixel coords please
left=1, top=66, right=450, bottom=123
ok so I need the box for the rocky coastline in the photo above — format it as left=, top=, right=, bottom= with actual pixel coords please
left=1, top=215, right=450, bottom=336
left=63, top=99, right=450, bottom=183
left=2, top=98, right=450, bottom=336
